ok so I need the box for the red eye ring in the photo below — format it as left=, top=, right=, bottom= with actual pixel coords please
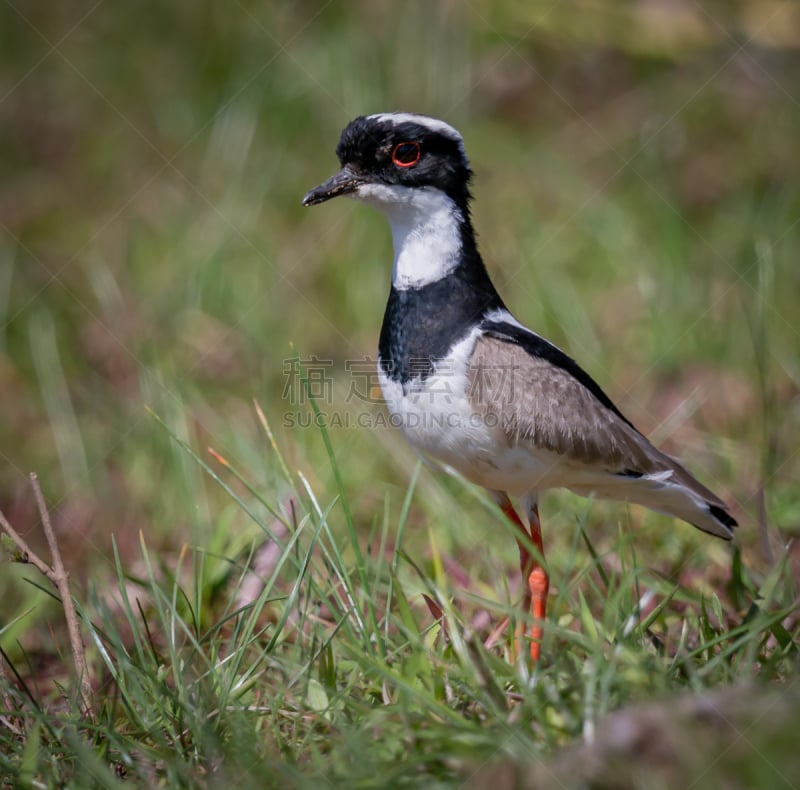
left=391, top=141, right=421, bottom=168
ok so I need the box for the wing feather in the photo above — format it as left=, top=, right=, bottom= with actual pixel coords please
left=467, top=331, right=730, bottom=512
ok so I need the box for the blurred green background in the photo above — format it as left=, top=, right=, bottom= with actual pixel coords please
left=1, top=0, right=798, bottom=639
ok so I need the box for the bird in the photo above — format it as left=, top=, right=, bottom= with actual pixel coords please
left=302, top=112, right=738, bottom=662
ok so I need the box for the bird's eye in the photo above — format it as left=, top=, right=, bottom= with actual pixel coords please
left=391, top=142, right=421, bottom=168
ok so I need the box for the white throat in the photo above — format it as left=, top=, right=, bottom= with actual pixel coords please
left=354, top=183, right=464, bottom=290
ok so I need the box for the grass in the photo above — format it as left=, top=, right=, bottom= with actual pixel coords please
left=1, top=410, right=797, bottom=786
left=2, top=0, right=800, bottom=786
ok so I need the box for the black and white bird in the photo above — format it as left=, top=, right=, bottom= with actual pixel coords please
left=302, top=112, right=737, bottom=661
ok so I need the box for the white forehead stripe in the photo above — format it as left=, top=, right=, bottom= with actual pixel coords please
left=367, top=112, right=467, bottom=160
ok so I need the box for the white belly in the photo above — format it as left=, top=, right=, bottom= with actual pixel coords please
left=378, top=331, right=566, bottom=495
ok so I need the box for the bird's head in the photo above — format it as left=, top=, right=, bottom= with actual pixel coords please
left=302, top=113, right=473, bottom=213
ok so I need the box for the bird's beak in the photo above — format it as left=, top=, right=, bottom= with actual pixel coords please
left=302, top=165, right=363, bottom=206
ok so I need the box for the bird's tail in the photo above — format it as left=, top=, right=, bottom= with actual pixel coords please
left=620, top=466, right=738, bottom=539
left=568, top=453, right=738, bottom=539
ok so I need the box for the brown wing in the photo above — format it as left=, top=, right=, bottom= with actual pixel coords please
left=467, top=335, right=649, bottom=467
left=466, top=332, right=736, bottom=533
left=467, top=334, right=720, bottom=491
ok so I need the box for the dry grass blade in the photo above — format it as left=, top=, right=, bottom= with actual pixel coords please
left=0, top=474, right=92, bottom=718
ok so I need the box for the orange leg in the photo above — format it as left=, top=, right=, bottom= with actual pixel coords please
left=526, top=502, right=549, bottom=662
left=499, top=495, right=549, bottom=662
